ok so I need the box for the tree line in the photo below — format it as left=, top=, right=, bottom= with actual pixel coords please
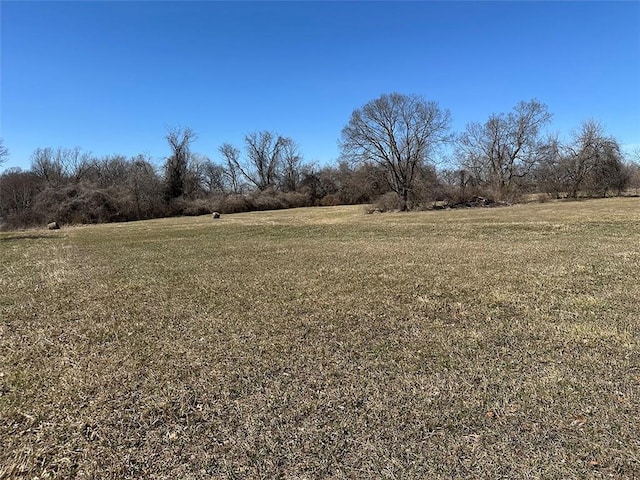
left=1, top=93, right=638, bottom=229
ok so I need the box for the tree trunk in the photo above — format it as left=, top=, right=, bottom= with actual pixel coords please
left=400, top=188, right=409, bottom=211
left=570, top=183, right=579, bottom=198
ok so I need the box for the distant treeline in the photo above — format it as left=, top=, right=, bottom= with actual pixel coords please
left=1, top=95, right=639, bottom=229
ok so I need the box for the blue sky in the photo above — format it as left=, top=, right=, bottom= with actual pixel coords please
left=1, top=1, right=639, bottom=171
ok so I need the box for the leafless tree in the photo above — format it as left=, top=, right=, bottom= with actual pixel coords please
left=65, top=147, right=96, bottom=183
left=534, top=121, right=628, bottom=198
left=279, top=139, right=303, bottom=192
left=0, top=168, right=41, bottom=218
left=626, top=154, right=640, bottom=195
left=561, top=120, right=625, bottom=197
left=31, top=147, right=66, bottom=187
left=201, top=161, right=226, bottom=194
left=182, top=153, right=207, bottom=198
left=456, top=99, right=552, bottom=198
left=164, top=127, right=196, bottom=201
left=219, top=143, right=243, bottom=194
left=30, top=147, right=95, bottom=187
left=92, top=155, right=130, bottom=188
left=129, top=154, right=162, bottom=219
left=0, top=139, right=8, bottom=167
left=181, top=153, right=226, bottom=197
left=340, top=93, right=451, bottom=211
left=534, top=134, right=566, bottom=197
left=235, top=131, right=292, bottom=191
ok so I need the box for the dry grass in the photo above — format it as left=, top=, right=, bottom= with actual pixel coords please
left=1, top=198, right=639, bottom=479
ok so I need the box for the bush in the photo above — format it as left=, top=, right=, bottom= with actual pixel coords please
left=179, top=198, right=214, bottom=217
left=280, top=191, right=314, bottom=209
left=372, top=192, right=401, bottom=212
left=215, top=195, right=251, bottom=214
left=33, top=186, right=127, bottom=225
left=1, top=209, right=47, bottom=230
left=320, top=194, right=341, bottom=206
left=249, top=191, right=286, bottom=211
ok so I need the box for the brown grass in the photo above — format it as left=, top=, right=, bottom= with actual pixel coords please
left=1, top=198, right=639, bottom=478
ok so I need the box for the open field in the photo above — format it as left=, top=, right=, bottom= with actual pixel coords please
left=1, top=198, right=639, bottom=479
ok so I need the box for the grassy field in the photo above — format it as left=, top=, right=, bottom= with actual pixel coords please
left=1, top=198, right=639, bottom=479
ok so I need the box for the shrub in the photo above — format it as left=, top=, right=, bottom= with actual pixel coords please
left=250, top=191, right=286, bottom=211
left=33, top=186, right=125, bottom=225
left=280, top=191, right=313, bottom=209
left=320, top=194, right=341, bottom=206
left=372, top=192, right=401, bottom=212
left=213, top=195, right=251, bottom=215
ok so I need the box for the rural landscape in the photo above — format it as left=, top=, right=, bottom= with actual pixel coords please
left=1, top=198, right=639, bottom=478
left=2, top=1, right=639, bottom=478
left=2, top=91, right=640, bottom=480
left=1, top=95, right=639, bottom=230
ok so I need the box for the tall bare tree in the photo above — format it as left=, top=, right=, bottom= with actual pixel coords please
left=279, top=139, right=303, bottom=192
left=340, top=93, right=451, bottom=211
left=234, top=131, right=292, bottom=191
left=164, top=127, right=196, bottom=201
left=456, top=99, right=552, bottom=198
left=219, top=143, right=243, bottom=194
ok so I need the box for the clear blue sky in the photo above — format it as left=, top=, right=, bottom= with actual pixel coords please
left=1, top=1, right=639, bottom=171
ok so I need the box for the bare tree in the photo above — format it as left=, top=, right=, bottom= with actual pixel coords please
left=180, top=153, right=226, bottom=197
left=31, top=147, right=66, bottom=187
left=279, top=139, right=303, bottom=192
left=561, top=120, right=625, bottom=198
left=456, top=99, right=552, bottom=198
left=129, top=154, right=162, bottom=219
left=0, top=168, right=41, bottom=219
left=95, top=155, right=130, bottom=188
left=201, top=161, right=226, bottom=194
left=182, top=153, right=208, bottom=198
left=626, top=152, right=640, bottom=195
left=219, top=143, right=243, bottom=194
left=30, top=147, right=95, bottom=187
left=534, top=121, right=628, bottom=198
left=0, top=139, right=8, bottom=167
left=534, top=134, right=566, bottom=197
left=340, top=93, right=451, bottom=211
left=235, top=131, right=291, bottom=191
left=164, top=127, right=196, bottom=201
left=65, top=147, right=96, bottom=183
